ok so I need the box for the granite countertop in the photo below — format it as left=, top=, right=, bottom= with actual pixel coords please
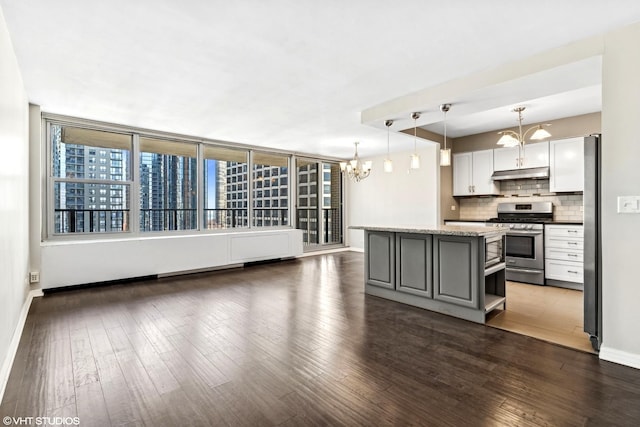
left=443, top=219, right=488, bottom=223
left=547, top=221, right=584, bottom=225
left=447, top=219, right=584, bottom=225
left=349, top=225, right=506, bottom=237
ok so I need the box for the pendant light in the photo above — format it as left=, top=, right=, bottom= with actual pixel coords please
left=384, top=120, right=393, bottom=173
left=410, top=112, right=420, bottom=169
left=440, top=103, right=451, bottom=167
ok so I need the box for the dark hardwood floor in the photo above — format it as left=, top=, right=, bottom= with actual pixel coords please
left=2, top=251, right=640, bottom=426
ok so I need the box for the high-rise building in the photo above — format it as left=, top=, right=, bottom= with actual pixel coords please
left=52, top=125, right=128, bottom=233
left=139, top=152, right=198, bottom=231
left=224, top=162, right=289, bottom=227
left=296, top=163, right=341, bottom=245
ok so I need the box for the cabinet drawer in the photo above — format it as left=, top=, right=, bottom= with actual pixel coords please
left=546, top=226, right=583, bottom=238
left=545, top=237, right=584, bottom=250
left=545, top=260, right=583, bottom=283
left=546, top=247, right=583, bottom=262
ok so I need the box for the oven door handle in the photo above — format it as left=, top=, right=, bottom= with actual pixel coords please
left=506, top=268, right=542, bottom=274
left=507, top=230, right=543, bottom=236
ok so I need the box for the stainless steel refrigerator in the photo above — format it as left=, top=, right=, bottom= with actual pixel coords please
left=583, top=134, right=601, bottom=351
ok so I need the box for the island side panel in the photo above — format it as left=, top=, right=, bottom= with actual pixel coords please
left=365, top=230, right=395, bottom=289
left=395, top=233, right=432, bottom=298
left=433, top=235, right=480, bottom=309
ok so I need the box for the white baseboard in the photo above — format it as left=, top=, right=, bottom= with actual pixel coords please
left=296, top=247, right=353, bottom=258
left=0, top=288, right=42, bottom=403
left=349, top=247, right=364, bottom=253
left=599, top=345, right=640, bottom=370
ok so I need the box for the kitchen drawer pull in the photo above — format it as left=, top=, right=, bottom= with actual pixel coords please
left=567, top=254, right=579, bottom=257
left=567, top=230, right=578, bottom=233
left=568, top=242, right=579, bottom=245
left=568, top=270, right=580, bottom=274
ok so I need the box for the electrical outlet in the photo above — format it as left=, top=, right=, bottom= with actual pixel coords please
left=29, top=271, right=40, bottom=284
left=451, top=205, right=456, bottom=211
left=617, top=196, right=640, bottom=213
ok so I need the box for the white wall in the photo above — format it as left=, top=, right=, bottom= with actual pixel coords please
left=600, top=21, right=640, bottom=368
left=0, top=6, right=30, bottom=393
left=346, top=134, right=439, bottom=250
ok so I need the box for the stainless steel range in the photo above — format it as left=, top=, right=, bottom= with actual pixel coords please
left=487, top=202, right=553, bottom=285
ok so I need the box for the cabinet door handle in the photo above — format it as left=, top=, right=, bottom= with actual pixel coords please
left=516, top=158, right=519, bottom=167
left=568, top=270, right=579, bottom=274
left=568, top=230, right=578, bottom=233
left=568, top=254, right=578, bottom=257
left=568, top=242, right=578, bottom=245
left=472, top=185, right=475, bottom=193
left=468, top=185, right=472, bottom=193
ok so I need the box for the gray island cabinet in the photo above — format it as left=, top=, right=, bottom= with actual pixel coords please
left=352, top=225, right=507, bottom=324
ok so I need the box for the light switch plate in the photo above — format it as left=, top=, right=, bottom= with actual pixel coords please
left=617, top=196, right=640, bottom=213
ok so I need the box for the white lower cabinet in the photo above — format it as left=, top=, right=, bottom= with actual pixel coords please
left=545, top=224, right=584, bottom=286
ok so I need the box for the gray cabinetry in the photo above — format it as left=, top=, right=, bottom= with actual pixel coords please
left=359, top=226, right=506, bottom=324
left=396, top=233, right=432, bottom=298
left=433, top=235, right=479, bottom=309
left=365, top=231, right=395, bottom=289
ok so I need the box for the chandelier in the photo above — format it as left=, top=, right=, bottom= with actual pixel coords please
left=497, top=106, right=552, bottom=148
left=340, top=142, right=372, bottom=182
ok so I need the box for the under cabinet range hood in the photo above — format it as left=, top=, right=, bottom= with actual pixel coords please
left=491, top=166, right=550, bottom=181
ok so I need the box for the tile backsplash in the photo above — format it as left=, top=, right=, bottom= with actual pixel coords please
left=458, top=179, right=583, bottom=222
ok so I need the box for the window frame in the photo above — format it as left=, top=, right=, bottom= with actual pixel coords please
left=138, top=136, right=199, bottom=233
left=47, top=121, right=134, bottom=237
left=43, top=114, right=341, bottom=242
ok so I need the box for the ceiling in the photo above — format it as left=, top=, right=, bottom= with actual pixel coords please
left=2, top=1, right=640, bottom=158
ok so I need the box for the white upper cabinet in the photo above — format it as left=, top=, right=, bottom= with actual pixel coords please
left=550, top=137, right=584, bottom=192
left=453, top=149, right=499, bottom=196
left=493, top=146, right=520, bottom=171
left=453, top=152, right=473, bottom=196
left=493, top=141, right=549, bottom=171
left=472, top=149, right=500, bottom=195
left=522, top=141, right=549, bottom=169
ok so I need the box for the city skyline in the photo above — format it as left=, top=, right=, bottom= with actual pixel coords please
left=51, top=124, right=341, bottom=244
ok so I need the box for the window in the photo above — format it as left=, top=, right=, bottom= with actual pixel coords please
left=202, top=145, right=249, bottom=230
left=295, top=159, right=342, bottom=247
left=139, top=137, right=197, bottom=231
left=50, top=125, right=131, bottom=234
left=253, top=152, right=289, bottom=227
left=46, top=117, right=331, bottom=241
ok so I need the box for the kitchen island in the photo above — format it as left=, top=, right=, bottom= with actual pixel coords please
left=351, top=225, right=507, bottom=324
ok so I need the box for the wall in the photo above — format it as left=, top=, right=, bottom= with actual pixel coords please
left=346, top=133, right=439, bottom=250
left=402, top=127, right=457, bottom=222
left=453, top=112, right=601, bottom=153
left=446, top=112, right=601, bottom=222
left=0, top=6, right=30, bottom=396
left=600, top=22, right=640, bottom=368
left=28, top=104, right=41, bottom=277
